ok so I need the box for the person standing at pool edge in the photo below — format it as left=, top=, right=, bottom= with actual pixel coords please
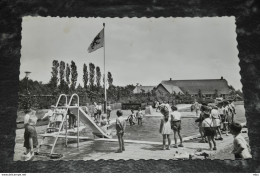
left=159, top=105, right=172, bottom=150
left=170, top=106, right=183, bottom=148
left=116, top=110, right=126, bottom=153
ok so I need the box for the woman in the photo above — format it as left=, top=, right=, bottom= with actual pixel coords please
left=159, top=104, right=172, bottom=150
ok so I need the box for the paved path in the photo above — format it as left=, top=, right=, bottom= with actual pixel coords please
left=14, top=124, right=248, bottom=161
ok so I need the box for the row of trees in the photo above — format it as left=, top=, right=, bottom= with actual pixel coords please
left=46, top=60, right=114, bottom=95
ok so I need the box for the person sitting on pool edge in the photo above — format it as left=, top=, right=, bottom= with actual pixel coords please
left=170, top=106, right=183, bottom=148
left=116, top=110, right=126, bottom=153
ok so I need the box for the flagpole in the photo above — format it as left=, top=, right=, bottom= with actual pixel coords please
left=103, top=23, right=107, bottom=114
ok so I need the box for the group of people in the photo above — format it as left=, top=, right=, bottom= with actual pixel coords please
left=193, top=100, right=251, bottom=159
left=92, top=102, right=112, bottom=125
left=159, top=104, right=184, bottom=150
left=21, top=99, right=251, bottom=160
left=126, top=108, right=144, bottom=126
left=41, top=105, right=77, bottom=131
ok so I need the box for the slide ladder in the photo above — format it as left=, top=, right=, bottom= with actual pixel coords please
left=39, top=94, right=70, bottom=157
left=39, top=93, right=110, bottom=158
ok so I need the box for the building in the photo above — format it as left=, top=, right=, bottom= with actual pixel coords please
left=154, top=83, right=184, bottom=96
left=154, top=77, right=231, bottom=98
left=133, top=86, right=155, bottom=94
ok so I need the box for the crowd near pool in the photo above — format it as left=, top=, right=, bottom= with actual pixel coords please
left=75, top=104, right=246, bottom=143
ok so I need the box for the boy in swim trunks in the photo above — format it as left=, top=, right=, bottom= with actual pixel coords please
left=170, top=106, right=183, bottom=148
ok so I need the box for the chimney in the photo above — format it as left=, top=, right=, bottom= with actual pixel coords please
left=220, top=76, right=223, bottom=80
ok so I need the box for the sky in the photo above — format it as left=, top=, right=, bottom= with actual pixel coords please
left=20, top=16, right=242, bottom=90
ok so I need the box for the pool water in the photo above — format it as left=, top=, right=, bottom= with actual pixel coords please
left=63, top=105, right=246, bottom=143
left=110, top=117, right=199, bottom=142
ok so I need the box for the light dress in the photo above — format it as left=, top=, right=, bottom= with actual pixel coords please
left=160, top=115, right=172, bottom=135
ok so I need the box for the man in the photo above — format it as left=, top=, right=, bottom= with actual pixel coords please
left=115, top=110, right=126, bottom=153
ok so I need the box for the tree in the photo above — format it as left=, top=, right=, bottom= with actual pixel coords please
left=59, top=61, right=66, bottom=93
left=89, top=63, right=95, bottom=91
left=107, top=71, right=113, bottom=88
left=96, top=66, right=101, bottom=91
left=83, top=63, right=88, bottom=89
left=70, top=61, right=78, bottom=91
left=48, top=60, right=59, bottom=93
left=65, top=63, right=70, bottom=93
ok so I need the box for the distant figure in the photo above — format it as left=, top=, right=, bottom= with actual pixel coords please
left=202, top=110, right=217, bottom=150
left=127, top=109, right=136, bottom=126
left=229, top=100, right=236, bottom=123
left=224, top=101, right=232, bottom=136
left=195, top=105, right=207, bottom=143
left=84, top=103, right=89, bottom=115
left=170, top=106, right=183, bottom=148
left=41, top=105, right=55, bottom=127
left=97, top=102, right=102, bottom=122
left=115, top=110, right=126, bottom=153
left=230, top=122, right=252, bottom=159
left=68, top=109, right=76, bottom=129
left=93, top=102, right=98, bottom=122
left=136, top=107, right=143, bottom=125
left=100, top=114, right=111, bottom=136
left=155, top=101, right=160, bottom=112
left=217, top=103, right=225, bottom=131
left=159, top=104, right=172, bottom=150
left=194, top=101, right=200, bottom=117
left=106, top=103, right=112, bottom=123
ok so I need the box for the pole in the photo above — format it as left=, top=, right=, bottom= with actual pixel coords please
left=103, top=23, right=107, bottom=114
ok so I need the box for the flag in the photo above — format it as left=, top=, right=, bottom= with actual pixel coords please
left=88, top=28, right=104, bottom=53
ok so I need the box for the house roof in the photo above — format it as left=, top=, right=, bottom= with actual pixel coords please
left=158, top=83, right=184, bottom=94
left=161, top=79, right=230, bottom=95
left=133, top=86, right=155, bottom=93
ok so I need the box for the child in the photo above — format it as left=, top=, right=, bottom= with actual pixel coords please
left=195, top=105, right=207, bottom=143
left=230, top=122, right=252, bottom=159
left=127, top=109, right=136, bottom=126
left=116, top=110, right=126, bottom=153
left=41, top=105, right=55, bottom=127
left=159, top=104, right=172, bottom=150
left=100, top=114, right=111, bottom=136
left=211, top=108, right=223, bottom=140
left=170, top=106, right=183, bottom=148
left=106, top=103, right=112, bottom=124
left=136, top=108, right=143, bottom=125
left=202, top=110, right=217, bottom=150
left=23, top=113, right=38, bottom=160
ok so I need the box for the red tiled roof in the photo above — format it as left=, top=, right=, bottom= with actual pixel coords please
left=161, top=79, right=230, bottom=95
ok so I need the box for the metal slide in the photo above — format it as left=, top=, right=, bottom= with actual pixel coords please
left=70, top=107, right=112, bottom=139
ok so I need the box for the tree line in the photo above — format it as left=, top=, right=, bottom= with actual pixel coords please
left=19, top=60, right=138, bottom=108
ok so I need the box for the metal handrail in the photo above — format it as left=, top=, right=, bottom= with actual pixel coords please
left=67, top=93, right=80, bottom=147
left=55, top=94, right=68, bottom=107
